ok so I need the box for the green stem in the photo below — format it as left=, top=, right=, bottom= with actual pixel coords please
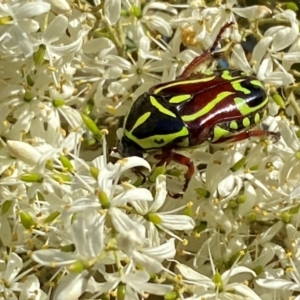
left=289, top=92, right=300, bottom=121
left=102, top=16, right=124, bottom=56
left=116, top=20, right=125, bottom=57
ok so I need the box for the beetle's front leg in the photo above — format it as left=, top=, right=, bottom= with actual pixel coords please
left=212, top=130, right=280, bottom=144
left=154, top=149, right=195, bottom=195
left=171, top=152, right=195, bottom=193
left=154, top=148, right=174, bottom=167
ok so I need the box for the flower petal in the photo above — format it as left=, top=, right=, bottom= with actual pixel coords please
left=113, top=188, right=153, bottom=206
left=6, top=140, right=41, bottom=165
left=53, top=272, right=88, bottom=300
left=14, top=2, right=50, bottom=19
left=32, top=249, right=77, bottom=267
left=43, top=15, right=68, bottom=44
left=117, top=156, right=151, bottom=174
left=231, top=44, right=252, bottom=74
left=104, top=0, right=121, bottom=25
left=252, top=36, right=273, bottom=72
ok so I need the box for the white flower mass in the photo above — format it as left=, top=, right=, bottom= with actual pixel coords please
left=0, top=0, right=300, bottom=299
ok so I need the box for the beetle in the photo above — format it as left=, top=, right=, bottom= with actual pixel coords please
left=117, top=22, right=279, bottom=193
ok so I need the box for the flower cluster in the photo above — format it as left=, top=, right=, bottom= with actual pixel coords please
left=1, top=0, right=300, bottom=299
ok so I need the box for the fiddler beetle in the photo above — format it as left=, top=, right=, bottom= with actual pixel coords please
left=116, top=22, right=280, bottom=194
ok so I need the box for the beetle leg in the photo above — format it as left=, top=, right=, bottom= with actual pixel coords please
left=178, top=52, right=213, bottom=79
left=154, top=149, right=195, bottom=194
left=208, top=22, right=235, bottom=52
left=134, top=168, right=147, bottom=185
left=171, top=152, right=195, bottom=192
left=154, top=150, right=182, bottom=198
left=154, top=149, right=174, bottom=166
left=212, top=130, right=280, bottom=144
left=179, top=22, right=234, bottom=78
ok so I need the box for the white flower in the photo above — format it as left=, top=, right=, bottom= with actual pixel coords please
left=20, top=275, right=47, bottom=300
left=148, top=28, right=199, bottom=81
left=123, top=1, right=177, bottom=38
left=242, top=242, right=284, bottom=278
left=266, top=10, right=300, bottom=66
left=33, top=14, right=83, bottom=66
left=117, top=226, right=176, bottom=273
left=250, top=221, right=285, bottom=247
left=269, top=119, right=300, bottom=186
left=130, top=175, right=195, bottom=239
left=231, top=41, right=294, bottom=86
left=0, top=2, right=50, bottom=57
left=0, top=253, right=46, bottom=300
left=204, top=0, right=271, bottom=41
left=177, top=262, right=260, bottom=299
left=105, top=36, right=162, bottom=96
left=90, top=266, right=173, bottom=299
left=194, top=147, right=273, bottom=202
left=1, top=2, right=300, bottom=300
left=0, top=253, right=23, bottom=298
left=231, top=10, right=297, bottom=86
left=30, top=122, right=83, bottom=169
left=32, top=211, right=105, bottom=269
left=256, top=254, right=300, bottom=295
left=64, top=154, right=153, bottom=233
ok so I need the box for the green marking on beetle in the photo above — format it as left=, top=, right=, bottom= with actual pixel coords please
left=204, top=70, right=214, bottom=75
left=124, top=126, right=189, bottom=150
left=153, top=76, right=216, bottom=94
left=234, top=97, right=268, bottom=116
left=254, top=113, right=261, bottom=124
left=232, top=80, right=251, bottom=94
left=169, top=94, right=191, bottom=104
left=242, top=117, right=251, bottom=127
left=182, top=91, right=234, bottom=122
left=213, top=126, right=230, bottom=140
left=150, top=96, right=176, bottom=118
left=131, top=112, right=151, bottom=131
left=221, top=70, right=240, bottom=80
left=251, top=80, right=264, bottom=88
left=221, top=70, right=234, bottom=80
left=229, top=121, right=238, bottom=130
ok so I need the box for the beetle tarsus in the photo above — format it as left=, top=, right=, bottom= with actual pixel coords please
left=209, top=22, right=235, bottom=53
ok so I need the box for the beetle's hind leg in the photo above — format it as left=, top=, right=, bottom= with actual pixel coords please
left=179, top=22, right=234, bottom=79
